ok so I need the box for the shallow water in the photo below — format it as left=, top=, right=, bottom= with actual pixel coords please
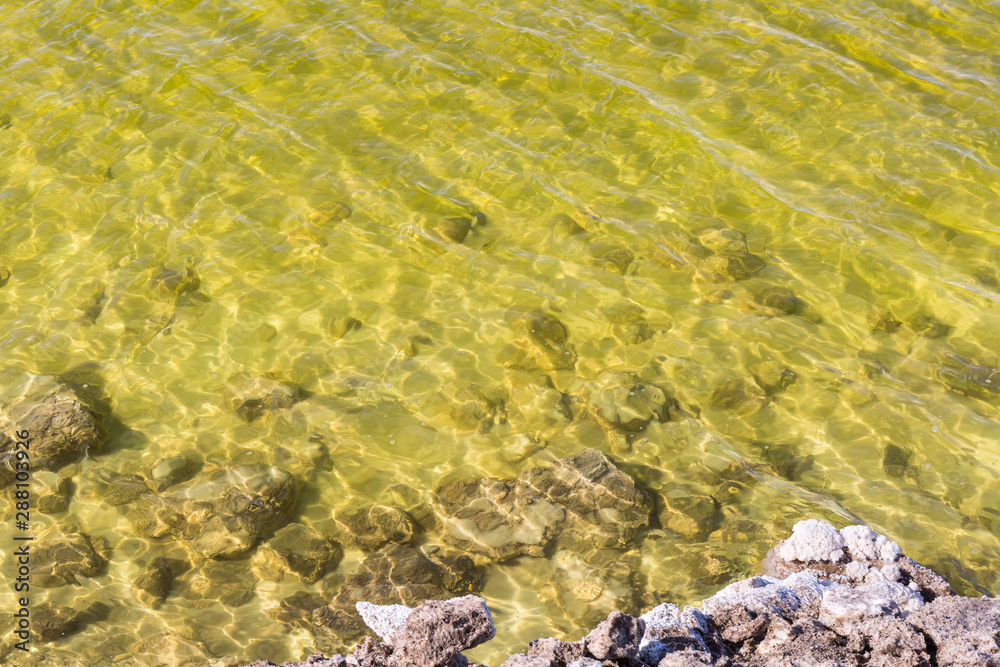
left=1, top=0, right=999, bottom=664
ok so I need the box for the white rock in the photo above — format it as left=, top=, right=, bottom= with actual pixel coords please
left=777, top=519, right=845, bottom=563
left=840, top=524, right=902, bottom=563
left=355, top=601, right=413, bottom=647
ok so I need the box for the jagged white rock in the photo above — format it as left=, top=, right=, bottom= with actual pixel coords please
left=840, top=524, right=902, bottom=563
left=355, top=601, right=413, bottom=647
left=776, top=519, right=845, bottom=562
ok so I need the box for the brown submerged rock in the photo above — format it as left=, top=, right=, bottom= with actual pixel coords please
left=335, top=505, right=416, bottom=553
left=310, top=545, right=483, bottom=651
left=226, top=373, right=305, bottom=423
left=133, top=556, right=189, bottom=608
left=498, top=308, right=577, bottom=372
left=253, top=523, right=343, bottom=583
left=136, top=465, right=298, bottom=559
left=0, top=383, right=108, bottom=485
left=31, top=526, right=107, bottom=587
left=434, top=449, right=653, bottom=561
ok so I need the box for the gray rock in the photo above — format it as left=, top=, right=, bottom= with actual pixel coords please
left=907, top=596, right=1000, bottom=666
left=393, top=595, right=495, bottom=667
left=583, top=611, right=645, bottom=660
left=526, top=638, right=585, bottom=665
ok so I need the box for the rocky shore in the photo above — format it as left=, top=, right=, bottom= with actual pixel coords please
left=245, top=520, right=999, bottom=667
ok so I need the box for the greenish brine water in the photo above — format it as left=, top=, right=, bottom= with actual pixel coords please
left=1, top=0, right=999, bottom=664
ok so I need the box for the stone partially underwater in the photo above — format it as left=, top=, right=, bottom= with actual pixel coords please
left=246, top=520, right=999, bottom=667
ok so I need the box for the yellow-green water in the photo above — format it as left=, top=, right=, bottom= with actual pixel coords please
left=2, top=0, right=1000, bottom=664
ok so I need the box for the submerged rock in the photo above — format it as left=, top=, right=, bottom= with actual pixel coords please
left=0, top=383, right=108, bottom=485
left=253, top=523, right=343, bottom=583
left=136, top=465, right=298, bottom=559
left=604, top=302, right=656, bottom=345
left=226, top=373, right=305, bottom=423
left=434, top=448, right=653, bottom=561
left=33, top=603, right=83, bottom=642
left=498, top=308, right=577, bottom=372
left=34, top=470, right=72, bottom=514
left=31, top=526, right=107, bottom=587
left=546, top=550, right=642, bottom=631
left=311, top=201, right=353, bottom=224
left=144, top=261, right=202, bottom=302
left=935, top=357, right=1000, bottom=407
left=133, top=556, right=189, bottom=608
left=310, top=544, right=483, bottom=651
left=579, top=372, right=680, bottom=434
left=334, top=505, right=415, bottom=552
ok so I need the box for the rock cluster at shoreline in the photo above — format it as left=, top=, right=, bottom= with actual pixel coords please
left=245, top=520, right=999, bottom=667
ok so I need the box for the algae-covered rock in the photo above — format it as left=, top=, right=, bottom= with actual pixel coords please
left=749, top=285, right=798, bottom=315
left=184, top=560, right=258, bottom=608
left=225, top=373, right=305, bottom=423
left=434, top=449, right=653, bottom=561
left=0, top=383, right=108, bottom=485
left=425, top=382, right=508, bottom=435
left=137, top=465, right=298, bottom=559
left=0, top=266, right=10, bottom=287
left=31, top=526, right=107, bottom=587
left=590, top=245, right=634, bottom=275
left=505, top=372, right=573, bottom=440
left=76, top=281, right=106, bottom=324
left=498, top=308, right=577, bottom=372
left=311, top=544, right=484, bottom=651
left=433, top=476, right=564, bottom=561
left=580, top=372, right=679, bottom=433
left=269, top=590, right=329, bottom=630
left=907, top=312, right=951, bottom=338
left=334, top=505, right=415, bottom=552
left=253, top=523, right=343, bottom=584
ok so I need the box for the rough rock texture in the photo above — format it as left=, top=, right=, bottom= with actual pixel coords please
left=136, top=464, right=298, bottom=559
left=246, top=520, right=998, bottom=667
left=310, top=544, right=484, bottom=651
left=226, top=373, right=305, bottom=423
left=583, top=611, right=645, bottom=659
left=0, top=383, right=108, bottom=485
left=434, top=448, right=653, bottom=561
left=335, top=505, right=416, bottom=552
left=28, top=525, right=108, bottom=587
left=252, top=523, right=343, bottom=583
left=393, top=596, right=496, bottom=667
